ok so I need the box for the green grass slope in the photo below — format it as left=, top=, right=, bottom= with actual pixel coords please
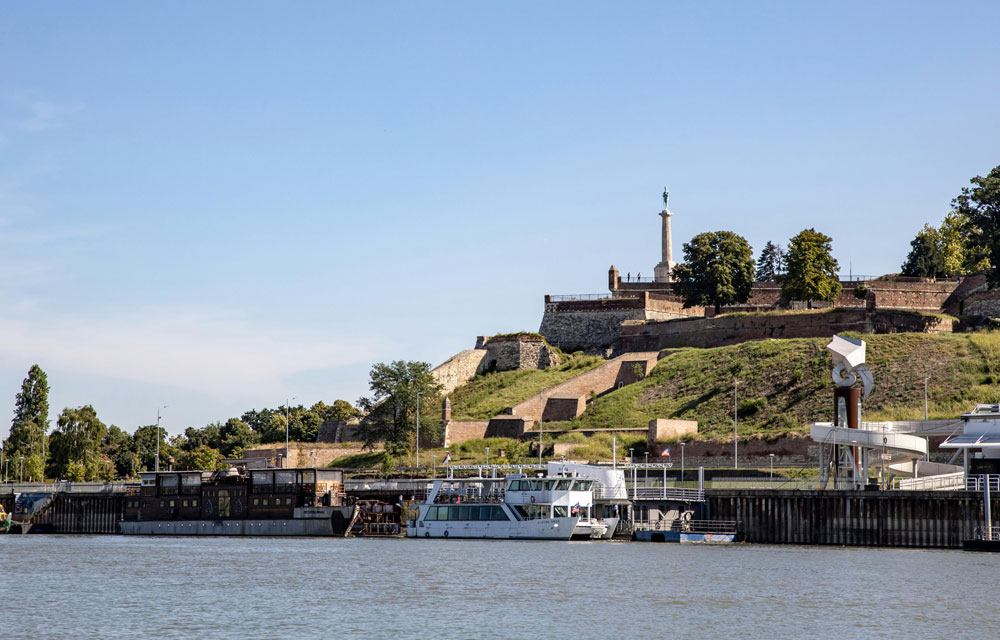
left=550, top=332, right=1000, bottom=439
left=449, top=353, right=604, bottom=419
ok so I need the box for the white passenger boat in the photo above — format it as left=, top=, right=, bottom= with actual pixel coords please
left=406, top=471, right=601, bottom=540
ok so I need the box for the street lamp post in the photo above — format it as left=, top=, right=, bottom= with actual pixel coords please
left=155, top=405, right=167, bottom=472
left=538, top=387, right=548, bottom=464
left=923, top=376, right=930, bottom=420
left=485, top=446, right=490, bottom=467
left=285, top=396, right=295, bottom=469
left=680, top=442, right=686, bottom=489
left=432, top=454, right=437, bottom=479
left=20, top=456, right=25, bottom=483
left=415, top=391, right=423, bottom=470
left=734, top=380, right=739, bottom=470
left=769, top=453, right=775, bottom=488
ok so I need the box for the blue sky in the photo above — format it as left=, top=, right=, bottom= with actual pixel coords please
left=2, top=2, right=999, bottom=436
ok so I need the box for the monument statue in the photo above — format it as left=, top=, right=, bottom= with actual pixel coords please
left=662, top=187, right=669, bottom=210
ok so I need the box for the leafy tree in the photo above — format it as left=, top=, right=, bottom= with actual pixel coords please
left=782, top=228, right=841, bottom=308
left=219, top=418, right=260, bottom=458
left=953, top=165, right=1000, bottom=287
left=5, top=364, right=50, bottom=461
left=755, top=241, right=786, bottom=281
left=671, top=231, right=755, bottom=314
left=311, top=400, right=359, bottom=423
left=901, top=224, right=948, bottom=278
left=48, top=405, right=107, bottom=480
left=132, top=424, right=174, bottom=472
left=177, top=444, right=222, bottom=471
left=103, top=425, right=137, bottom=479
left=940, top=210, right=988, bottom=275
left=242, top=408, right=285, bottom=444
left=182, top=424, right=222, bottom=451
left=358, top=360, right=443, bottom=455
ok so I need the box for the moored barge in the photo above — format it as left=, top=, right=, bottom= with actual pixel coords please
left=120, top=467, right=358, bottom=536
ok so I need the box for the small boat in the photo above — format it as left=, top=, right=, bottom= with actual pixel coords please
left=406, top=471, right=603, bottom=540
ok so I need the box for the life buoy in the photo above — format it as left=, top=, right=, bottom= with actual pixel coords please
left=530, top=496, right=535, bottom=503
left=443, top=529, right=449, bottom=537
left=425, top=531, right=430, bottom=538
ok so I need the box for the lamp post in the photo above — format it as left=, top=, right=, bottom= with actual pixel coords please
left=432, top=454, right=437, bottom=479
left=415, top=391, right=423, bottom=470
left=769, top=453, right=775, bottom=488
left=485, top=446, right=490, bottom=467
left=20, top=456, right=25, bottom=483
left=285, top=396, right=295, bottom=469
left=923, top=376, right=930, bottom=421
left=538, top=387, right=548, bottom=464
left=733, top=380, right=739, bottom=470
left=680, top=442, right=686, bottom=489
left=155, top=405, right=167, bottom=472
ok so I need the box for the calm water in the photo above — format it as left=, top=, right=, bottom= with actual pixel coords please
left=2, top=536, right=997, bottom=639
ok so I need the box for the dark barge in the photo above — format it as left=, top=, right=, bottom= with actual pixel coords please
left=120, top=468, right=359, bottom=536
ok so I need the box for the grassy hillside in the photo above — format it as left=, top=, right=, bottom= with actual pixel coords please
left=548, top=332, right=1000, bottom=440
left=449, top=353, right=604, bottom=419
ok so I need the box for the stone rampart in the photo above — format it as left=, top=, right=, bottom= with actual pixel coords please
left=621, top=310, right=953, bottom=351
left=539, top=293, right=701, bottom=351
left=474, top=335, right=559, bottom=371
left=432, top=349, right=488, bottom=395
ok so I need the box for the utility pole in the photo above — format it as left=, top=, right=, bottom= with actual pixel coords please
left=415, top=391, right=423, bottom=470
left=285, top=396, right=295, bottom=469
left=155, top=405, right=167, bottom=472
left=680, top=442, right=686, bottom=488
left=923, top=376, right=930, bottom=420
left=538, top=387, right=547, bottom=464
left=734, top=380, right=739, bottom=470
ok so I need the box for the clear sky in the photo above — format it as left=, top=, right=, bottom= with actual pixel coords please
left=2, top=2, right=999, bottom=436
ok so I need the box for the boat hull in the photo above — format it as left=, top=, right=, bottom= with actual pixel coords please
left=634, top=530, right=736, bottom=544
left=406, top=516, right=578, bottom=540
left=120, top=506, right=356, bottom=536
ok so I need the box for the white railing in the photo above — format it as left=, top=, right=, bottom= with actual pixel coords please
left=632, top=518, right=737, bottom=534
left=897, top=472, right=966, bottom=491
left=628, top=487, right=704, bottom=501
left=966, top=474, right=1000, bottom=492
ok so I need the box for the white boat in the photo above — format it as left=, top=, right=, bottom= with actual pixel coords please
left=406, top=471, right=600, bottom=540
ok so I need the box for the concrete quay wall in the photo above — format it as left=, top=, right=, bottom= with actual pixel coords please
left=707, top=489, right=989, bottom=548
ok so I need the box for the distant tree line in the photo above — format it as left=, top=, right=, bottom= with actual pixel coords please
left=670, top=165, right=1000, bottom=311
left=0, top=364, right=359, bottom=482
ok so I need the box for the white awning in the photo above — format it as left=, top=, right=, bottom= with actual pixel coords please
left=939, top=434, right=1000, bottom=448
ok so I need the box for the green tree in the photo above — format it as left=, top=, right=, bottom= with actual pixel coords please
left=5, top=364, right=50, bottom=463
left=132, top=424, right=173, bottom=472
left=219, top=418, right=260, bottom=458
left=242, top=408, right=285, bottom=443
left=671, top=231, right=755, bottom=314
left=177, top=444, right=222, bottom=471
left=939, top=210, right=988, bottom=275
left=49, top=405, right=107, bottom=481
left=102, top=425, right=136, bottom=479
left=901, top=224, right=948, bottom=278
left=311, top=400, right=360, bottom=423
left=754, top=241, right=786, bottom=281
left=182, top=424, right=222, bottom=451
left=953, top=165, right=1000, bottom=287
left=782, top=228, right=841, bottom=308
left=358, top=360, right=443, bottom=455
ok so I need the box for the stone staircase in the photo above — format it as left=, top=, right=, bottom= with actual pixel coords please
left=509, top=351, right=661, bottom=424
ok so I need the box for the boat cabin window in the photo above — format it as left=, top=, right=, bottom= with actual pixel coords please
left=574, top=480, right=594, bottom=491
left=514, top=504, right=550, bottom=520
left=556, top=480, right=572, bottom=490
left=553, top=506, right=568, bottom=517
left=424, top=505, right=507, bottom=521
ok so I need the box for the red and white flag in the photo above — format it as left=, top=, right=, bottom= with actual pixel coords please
left=661, top=448, right=670, bottom=457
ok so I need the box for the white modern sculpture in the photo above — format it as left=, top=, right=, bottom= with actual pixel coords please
left=827, top=334, right=874, bottom=400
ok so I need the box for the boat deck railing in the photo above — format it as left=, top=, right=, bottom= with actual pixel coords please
left=632, top=518, right=737, bottom=534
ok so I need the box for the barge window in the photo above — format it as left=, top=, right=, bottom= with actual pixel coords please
left=192, top=499, right=198, bottom=507
left=492, top=506, right=508, bottom=521
left=556, top=480, right=572, bottom=490
left=448, top=506, right=460, bottom=521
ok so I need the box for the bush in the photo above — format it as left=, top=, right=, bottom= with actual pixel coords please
left=738, top=397, right=768, bottom=417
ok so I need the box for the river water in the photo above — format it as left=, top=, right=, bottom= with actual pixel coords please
left=2, top=536, right=997, bottom=639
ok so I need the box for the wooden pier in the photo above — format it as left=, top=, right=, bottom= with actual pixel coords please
left=706, top=489, right=993, bottom=548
